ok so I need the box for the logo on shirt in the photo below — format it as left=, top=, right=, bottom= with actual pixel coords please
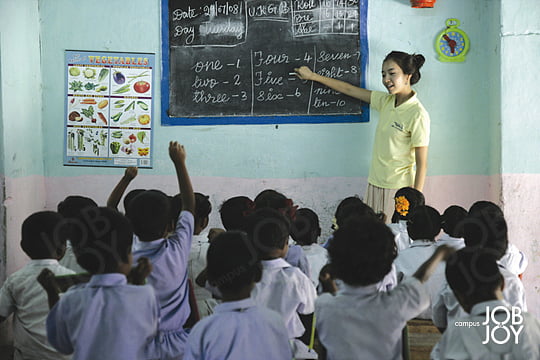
left=391, top=121, right=405, bottom=132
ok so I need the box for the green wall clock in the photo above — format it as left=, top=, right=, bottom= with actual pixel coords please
left=435, top=18, right=470, bottom=62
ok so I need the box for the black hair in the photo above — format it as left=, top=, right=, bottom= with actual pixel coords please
left=219, top=196, right=254, bottom=231
left=123, top=189, right=146, bottom=213
left=291, top=208, right=321, bottom=245
left=21, top=211, right=68, bottom=260
left=391, top=187, right=426, bottom=223
left=242, top=208, right=291, bottom=258
left=126, top=190, right=171, bottom=241
left=57, top=195, right=97, bottom=218
left=335, top=199, right=381, bottom=229
left=383, top=51, right=425, bottom=85
left=441, top=205, right=468, bottom=238
left=195, top=192, right=212, bottom=224
left=69, top=207, right=133, bottom=274
left=206, top=231, right=262, bottom=292
left=329, top=217, right=397, bottom=286
left=169, top=193, right=182, bottom=228
left=446, top=248, right=503, bottom=301
left=254, top=189, right=296, bottom=221
left=463, top=202, right=508, bottom=260
left=406, top=205, right=441, bottom=241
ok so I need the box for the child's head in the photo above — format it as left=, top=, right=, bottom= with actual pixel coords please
left=446, top=248, right=504, bottom=313
left=406, top=205, right=441, bottom=241
left=194, top=192, right=212, bottom=235
left=219, top=196, right=255, bottom=231
left=391, top=187, right=426, bottom=223
left=441, top=205, right=468, bottom=238
left=463, top=201, right=508, bottom=260
left=328, top=217, right=397, bottom=286
left=335, top=197, right=381, bottom=229
left=291, top=208, right=321, bottom=246
left=126, top=190, right=171, bottom=241
left=57, top=195, right=97, bottom=219
left=21, top=211, right=68, bottom=260
left=383, top=51, right=425, bottom=86
left=206, top=231, right=261, bottom=298
left=70, top=207, right=134, bottom=274
left=123, top=188, right=146, bottom=213
left=254, top=189, right=297, bottom=222
left=243, top=208, right=291, bottom=260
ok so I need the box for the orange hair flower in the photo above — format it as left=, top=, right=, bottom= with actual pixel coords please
left=395, top=196, right=410, bottom=216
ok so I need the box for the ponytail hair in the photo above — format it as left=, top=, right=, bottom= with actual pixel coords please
left=384, top=51, right=425, bottom=85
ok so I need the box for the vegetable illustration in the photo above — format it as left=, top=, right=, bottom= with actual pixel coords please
left=83, top=68, right=96, bottom=79
left=133, top=81, right=150, bottom=93
left=137, top=131, right=147, bottom=144
left=98, top=68, right=109, bottom=82
left=113, top=71, right=126, bottom=84
left=138, top=114, right=150, bottom=125
left=110, top=141, right=121, bottom=154
left=98, top=100, right=108, bottom=109
left=127, top=71, right=149, bottom=83
left=121, top=116, right=136, bottom=125
left=69, top=80, right=84, bottom=92
left=84, top=82, right=98, bottom=91
left=77, top=129, right=85, bottom=151
left=69, top=67, right=80, bottom=76
left=95, top=85, right=108, bottom=92
left=68, top=111, right=82, bottom=122
left=111, top=112, right=122, bottom=122
left=68, top=132, right=75, bottom=150
left=112, top=131, right=123, bottom=138
left=125, top=101, right=136, bottom=112
left=114, top=84, right=130, bottom=94
left=137, top=101, right=149, bottom=110
left=138, top=147, right=149, bottom=156
left=81, top=98, right=97, bottom=105
left=129, top=134, right=137, bottom=143
left=98, top=112, right=107, bottom=125
left=81, top=106, right=94, bottom=119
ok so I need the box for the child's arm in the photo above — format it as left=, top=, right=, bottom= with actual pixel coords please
left=169, top=141, right=195, bottom=215
left=107, top=167, right=138, bottom=209
left=413, top=245, right=454, bottom=283
left=127, top=257, right=153, bottom=285
left=37, top=269, right=62, bottom=309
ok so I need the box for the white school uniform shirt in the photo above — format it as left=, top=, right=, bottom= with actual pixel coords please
left=394, top=239, right=444, bottom=319
left=432, top=264, right=527, bottom=329
left=435, top=232, right=465, bottom=250
left=184, top=297, right=292, bottom=360
left=0, top=259, right=74, bottom=360
left=316, top=277, right=429, bottom=360
left=188, top=234, right=219, bottom=318
left=59, top=240, right=87, bottom=274
left=284, top=244, right=311, bottom=277
left=499, top=243, right=528, bottom=276
left=46, top=273, right=159, bottom=360
left=388, top=220, right=411, bottom=252
left=251, top=257, right=317, bottom=339
left=434, top=300, right=540, bottom=360
left=300, top=244, right=328, bottom=288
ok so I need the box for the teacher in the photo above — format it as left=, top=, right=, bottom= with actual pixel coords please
left=294, top=51, right=430, bottom=220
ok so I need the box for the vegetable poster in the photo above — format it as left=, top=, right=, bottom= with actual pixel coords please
left=64, top=50, right=154, bottom=168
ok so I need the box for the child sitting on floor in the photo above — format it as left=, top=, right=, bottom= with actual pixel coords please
left=394, top=205, right=443, bottom=319
left=185, top=231, right=292, bottom=360
left=40, top=207, right=160, bottom=360
left=436, top=205, right=467, bottom=250
left=434, top=249, right=540, bottom=359
left=0, top=211, right=75, bottom=360
left=244, top=207, right=318, bottom=359
left=291, top=208, right=328, bottom=288
left=316, top=216, right=453, bottom=360
left=126, top=141, right=195, bottom=360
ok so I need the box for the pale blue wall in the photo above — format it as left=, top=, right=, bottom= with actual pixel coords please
left=39, top=0, right=499, bottom=180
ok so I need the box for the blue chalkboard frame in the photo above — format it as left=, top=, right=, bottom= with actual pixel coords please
left=160, top=0, right=369, bottom=126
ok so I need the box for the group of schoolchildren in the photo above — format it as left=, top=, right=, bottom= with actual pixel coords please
left=1, top=141, right=539, bottom=360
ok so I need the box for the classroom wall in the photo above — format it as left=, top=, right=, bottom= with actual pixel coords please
left=500, top=0, right=540, bottom=316
left=1, top=0, right=538, bottom=332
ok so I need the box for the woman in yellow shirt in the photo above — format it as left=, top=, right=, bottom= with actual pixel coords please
left=294, top=51, right=430, bottom=220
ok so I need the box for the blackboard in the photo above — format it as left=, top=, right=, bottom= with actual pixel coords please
left=161, top=0, right=369, bottom=125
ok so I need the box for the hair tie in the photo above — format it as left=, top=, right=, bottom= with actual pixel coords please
left=395, top=196, right=410, bottom=216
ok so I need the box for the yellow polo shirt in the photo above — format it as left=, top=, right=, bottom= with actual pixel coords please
left=368, top=91, right=430, bottom=189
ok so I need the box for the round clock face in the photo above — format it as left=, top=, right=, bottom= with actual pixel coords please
left=438, top=30, right=466, bottom=57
